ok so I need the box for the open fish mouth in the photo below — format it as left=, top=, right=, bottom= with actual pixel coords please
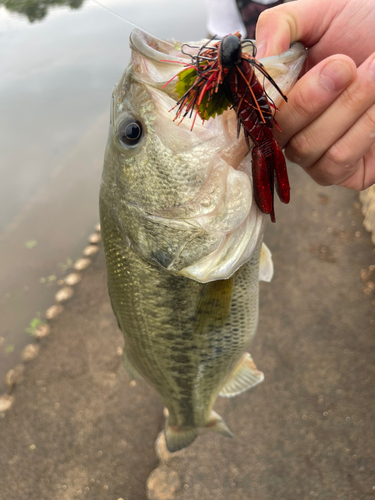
left=129, top=29, right=202, bottom=89
left=129, top=28, right=306, bottom=105
left=122, top=29, right=306, bottom=282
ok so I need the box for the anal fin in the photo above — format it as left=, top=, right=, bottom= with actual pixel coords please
left=123, top=350, right=143, bottom=381
left=219, top=353, right=264, bottom=398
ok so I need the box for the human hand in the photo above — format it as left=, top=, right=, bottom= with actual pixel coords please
left=256, top=0, right=375, bottom=190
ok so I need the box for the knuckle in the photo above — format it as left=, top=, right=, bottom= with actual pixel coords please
left=288, top=131, right=311, bottom=160
left=313, top=176, right=332, bottom=187
left=257, top=8, right=276, bottom=26
left=364, top=107, right=375, bottom=131
left=341, top=84, right=367, bottom=114
left=303, top=166, right=332, bottom=186
left=292, top=85, right=321, bottom=120
left=257, top=5, right=285, bottom=32
left=325, top=142, right=350, bottom=167
left=257, top=10, right=270, bottom=25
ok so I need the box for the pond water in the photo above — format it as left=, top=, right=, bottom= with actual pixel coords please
left=0, top=0, right=207, bottom=390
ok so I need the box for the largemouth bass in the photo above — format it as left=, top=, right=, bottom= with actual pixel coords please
left=100, top=29, right=305, bottom=452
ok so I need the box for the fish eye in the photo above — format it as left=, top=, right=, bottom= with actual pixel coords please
left=117, top=117, right=143, bottom=148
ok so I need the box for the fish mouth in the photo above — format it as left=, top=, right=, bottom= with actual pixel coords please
left=129, top=29, right=250, bottom=161
left=129, top=28, right=307, bottom=106
left=129, top=29, right=188, bottom=65
left=126, top=30, right=306, bottom=282
left=129, top=29, right=197, bottom=92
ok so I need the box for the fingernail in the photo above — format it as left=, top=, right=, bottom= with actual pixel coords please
left=256, top=42, right=267, bottom=59
left=369, top=56, right=375, bottom=80
left=320, top=60, right=353, bottom=92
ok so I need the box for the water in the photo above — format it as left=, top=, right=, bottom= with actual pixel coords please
left=0, top=0, right=207, bottom=390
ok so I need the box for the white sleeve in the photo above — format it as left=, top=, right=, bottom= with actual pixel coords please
left=254, top=0, right=283, bottom=4
left=203, top=0, right=247, bottom=38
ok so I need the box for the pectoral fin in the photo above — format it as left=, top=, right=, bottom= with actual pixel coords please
left=219, top=353, right=264, bottom=398
left=259, top=243, right=274, bottom=282
left=123, top=351, right=143, bottom=381
left=195, top=278, right=233, bottom=334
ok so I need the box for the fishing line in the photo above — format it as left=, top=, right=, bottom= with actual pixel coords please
left=90, top=0, right=175, bottom=47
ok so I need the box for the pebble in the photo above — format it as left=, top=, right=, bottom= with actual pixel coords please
left=45, top=304, right=64, bottom=320
left=95, top=223, right=101, bottom=232
left=74, top=258, right=91, bottom=271
left=65, top=273, right=81, bottom=286
left=55, top=287, right=74, bottom=303
left=21, top=344, right=40, bottom=362
left=88, top=233, right=101, bottom=244
left=83, top=245, right=99, bottom=256
left=0, top=394, right=14, bottom=412
left=34, top=324, right=50, bottom=339
left=154, top=431, right=187, bottom=466
left=364, top=282, right=375, bottom=295
left=6, top=364, right=25, bottom=388
left=147, top=465, right=181, bottom=500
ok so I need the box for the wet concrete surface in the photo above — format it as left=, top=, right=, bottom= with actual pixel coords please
left=0, top=248, right=164, bottom=500
left=0, top=0, right=207, bottom=390
left=0, top=164, right=374, bottom=499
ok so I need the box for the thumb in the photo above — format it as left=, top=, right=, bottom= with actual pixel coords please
left=255, top=0, right=337, bottom=58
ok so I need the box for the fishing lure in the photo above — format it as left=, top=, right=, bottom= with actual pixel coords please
left=170, top=33, right=290, bottom=222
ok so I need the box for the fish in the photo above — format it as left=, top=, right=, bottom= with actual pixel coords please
left=99, top=29, right=306, bottom=452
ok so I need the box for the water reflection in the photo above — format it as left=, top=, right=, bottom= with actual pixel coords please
left=0, top=0, right=207, bottom=390
left=1, top=0, right=84, bottom=22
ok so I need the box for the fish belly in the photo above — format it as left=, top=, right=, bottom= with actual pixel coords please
left=100, top=206, right=261, bottom=430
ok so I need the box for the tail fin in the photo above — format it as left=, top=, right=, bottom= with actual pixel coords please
left=164, top=411, right=234, bottom=452
left=204, top=411, right=234, bottom=438
left=165, top=420, right=198, bottom=453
